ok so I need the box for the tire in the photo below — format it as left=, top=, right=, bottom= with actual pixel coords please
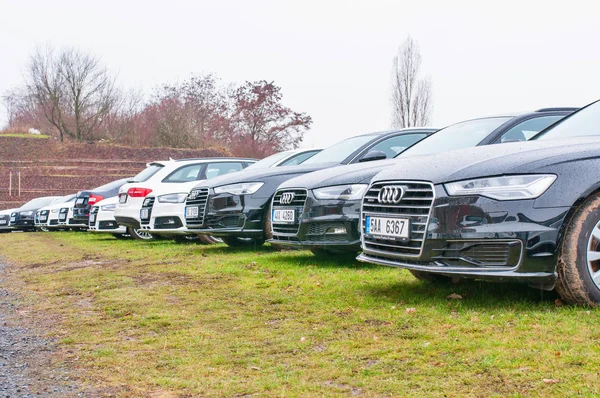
left=198, top=235, right=222, bottom=244
left=222, top=236, right=265, bottom=248
left=409, top=269, right=452, bottom=283
left=128, top=227, right=155, bottom=241
left=555, top=192, right=600, bottom=306
left=36, top=226, right=51, bottom=232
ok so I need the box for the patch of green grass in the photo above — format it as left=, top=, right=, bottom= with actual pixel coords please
left=0, top=133, right=50, bottom=139
left=0, top=231, right=599, bottom=396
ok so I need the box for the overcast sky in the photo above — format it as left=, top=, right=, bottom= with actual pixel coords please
left=1, top=0, right=599, bottom=148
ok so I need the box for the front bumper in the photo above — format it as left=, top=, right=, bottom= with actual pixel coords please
left=184, top=189, right=267, bottom=238
left=358, top=182, right=570, bottom=286
left=269, top=190, right=362, bottom=252
left=145, top=201, right=192, bottom=236
left=114, top=197, right=144, bottom=228
left=90, top=209, right=127, bottom=234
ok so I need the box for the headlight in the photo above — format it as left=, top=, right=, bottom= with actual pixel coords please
left=313, top=184, right=368, bottom=200
left=444, top=175, right=557, bottom=201
left=213, top=182, right=264, bottom=195
left=100, top=204, right=117, bottom=211
left=157, top=193, right=188, bottom=203
left=51, top=209, right=58, bottom=214
left=20, top=211, right=33, bottom=216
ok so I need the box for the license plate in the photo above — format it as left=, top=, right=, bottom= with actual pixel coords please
left=140, top=209, right=149, bottom=220
left=366, top=216, right=410, bottom=239
left=0, top=220, right=6, bottom=225
left=40, top=216, right=47, bottom=221
left=119, top=194, right=127, bottom=204
left=272, top=209, right=295, bottom=224
left=76, top=198, right=85, bottom=205
left=59, top=215, right=66, bottom=221
left=10, top=217, right=15, bottom=223
left=185, top=206, right=199, bottom=219
left=90, top=215, right=96, bottom=224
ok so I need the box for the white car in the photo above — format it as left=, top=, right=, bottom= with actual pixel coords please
left=89, top=196, right=128, bottom=237
left=115, top=157, right=258, bottom=240
left=144, top=148, right=322, bottom=239
left=57, top=203, right=88, bottom=230
left=35, top=194, right=76, bottom=231
left=0, top=208, right=18, bottom=233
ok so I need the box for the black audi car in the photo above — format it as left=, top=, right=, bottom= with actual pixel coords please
left=270, top=108, right=575, bottom=254
left=184, top=128, right=437, bottom=247
left=9, top=196, right=62, bottom=231
left=71, top=178, right=132, bottom=226
left=357, top=99, right=600, bottom=305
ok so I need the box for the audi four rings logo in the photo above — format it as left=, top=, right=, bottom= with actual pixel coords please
left=189, top=191, right=198, bottom=200
left=280, top=192, right=295, bottom=205
left=378, top=186, right=404, bottom=204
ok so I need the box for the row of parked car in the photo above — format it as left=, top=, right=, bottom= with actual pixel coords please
left=3, top=100, right=600, bottom=305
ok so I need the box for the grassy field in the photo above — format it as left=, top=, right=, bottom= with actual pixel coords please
left=0, top=232, right=598, bottom=397
left=0, top=133, right=50, bottom=139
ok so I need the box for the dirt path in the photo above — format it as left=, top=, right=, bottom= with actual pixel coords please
left=0, top=260, right=82, bottom=397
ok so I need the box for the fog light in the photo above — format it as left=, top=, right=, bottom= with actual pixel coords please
left=326, top=226, right=346, bottom=234
left=165, top=218, right=176, bottom=225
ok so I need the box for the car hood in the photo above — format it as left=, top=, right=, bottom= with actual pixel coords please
left=40, top=200, right=75, bottom=212
left=192, top=162, right=339, bottom=189
left=373, top=137, right=600, bottom=184
left=0, top=208, right=18, bottom=216
left=279, top=159, right=398, bottom=190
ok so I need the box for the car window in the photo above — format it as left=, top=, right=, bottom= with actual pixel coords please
left=131, top=163, right=164, bottom=182
left=303, top=134, right=379, bottom=165
left=536, top=100, right=600, bottom=140
left=163, top=164, right=205, bottom=183
left=365, top=133, right=429, bottom=159
left=93, top=178, right=130, bottom=191
left=498, top=115, right=564, bottom=143
left=245, top=151, right=295, bottom=170
left=400, top=117, right=513, bottom=157
left=279, top=150, right=321, bottom=166
left=204, top=162, right=245, bottom=179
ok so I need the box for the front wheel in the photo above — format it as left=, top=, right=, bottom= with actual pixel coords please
left=556, top=193, right=600, bottom=306
left=128, top=227, right=155, bottom=241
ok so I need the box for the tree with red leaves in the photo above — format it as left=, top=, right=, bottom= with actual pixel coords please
left=226, top=81, right=312, bottom=158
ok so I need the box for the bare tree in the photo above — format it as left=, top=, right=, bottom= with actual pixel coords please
left=390, top=36, right=432, bottom=128
left=25, top=46, right=118, bottom=141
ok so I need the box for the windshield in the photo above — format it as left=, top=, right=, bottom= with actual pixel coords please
left=399, top=117, right=512, bottom=157
left=131, top=164, right=164, bottom=182
left=21, top=197, right=57, bottom=210
left=93, top=178, right=131, bottom=192
left=303, top=134, right=378, bottom=164
left=245, top=151, right=295, bottom=170
left=536, top=100, right=600, bottom=140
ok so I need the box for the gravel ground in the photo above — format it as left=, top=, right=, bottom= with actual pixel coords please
left=0, top=260, right=82, bottom=397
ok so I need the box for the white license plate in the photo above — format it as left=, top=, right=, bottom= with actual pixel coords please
left=140, top=209, right=149, bottom=220
left=10, top=217, right=15, bottom=223
left=119, top=194, right=127, bottom=204
left=185, top=206, right=199, bottom=219
left=90, top=215, right=96, bottom=223
left=272, top=209, right=295, bottom=224
left=366, top=216, right=410, bottom=239
left=0, top=220, right=6, bottom=225
left=40, top=216, right=47, bottom=221
left=76, top=198, right=85, bottom=205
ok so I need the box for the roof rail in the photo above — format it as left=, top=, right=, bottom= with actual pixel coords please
left=535, top=107, right=579, bottom=113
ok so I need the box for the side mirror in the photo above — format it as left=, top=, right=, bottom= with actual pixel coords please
left=359, top=150, right=387, bottom=163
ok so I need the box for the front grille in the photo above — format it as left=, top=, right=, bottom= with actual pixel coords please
left=271, top=189, right=307, bottom=235
left=58, top=208, right=69, bottom=222
left=185, top=188, right=209, bottom=227
left=140, top=197, right=155, bottom=226
left=432, top=241, right=517, bottom=267
left=35, top=211, right=41, bottom=224
left=9, top=213, right=17, bottom=226
left=361, top=181, right=435, bottom=258
left=0, top=214, right=9, bottom=227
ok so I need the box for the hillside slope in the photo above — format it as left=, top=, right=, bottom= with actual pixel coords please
left=0, top=136, right=230, bottom=210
